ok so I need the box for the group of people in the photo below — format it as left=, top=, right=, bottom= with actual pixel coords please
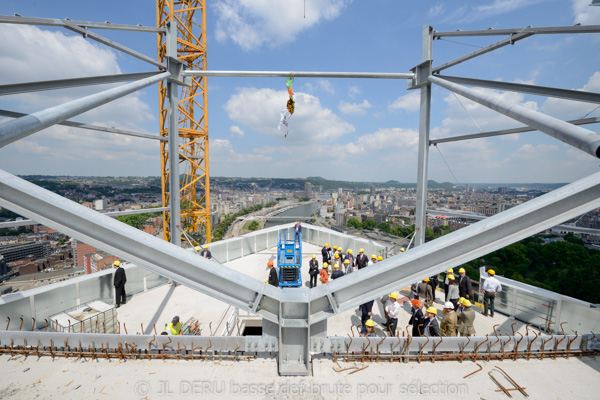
left=313, top=244, right=386, bottom=288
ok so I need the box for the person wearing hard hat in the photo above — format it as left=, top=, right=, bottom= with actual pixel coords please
left=344, top=249, right=354, bottom=268
left=337, top=247, right=344, bottom=261
left=447, top=275, right=460, bottom=310
left=408, top=299, right=424, bottom=337
left=321, top=243, right=331, bottom=265
left=417, top=278, right=433, bottom=307
left=440, top=302, right=458, bottom=336
left=427, top=275, right=439, bottom=303
left=458, top=267, right=473, bottom=300
left=319, top=263, right=329, bottom=284
left=200, top=244, right=212, bottom=259
left=384, top=292, right=400, bottom=336
left=343, top=258, right=354, bottom=275
left=368, top=254, right=377, bottom=266
left=457, top=300, right=476, bottom=336
left=481, top=269, right=502, bottom=317
left=331, top=263, right=345, bottom=280
left=356, top=248, right=369, bottom=270
left=359, top=298, right=375, bottom=335
left=423, top=307, right=441, bottom=337
left=444, top=268, right=454, bottom=302
left=113, top=260, right=127, bottom=308
left=457, top=297, right=466, bottom=312
left=377, top=256, right=383, bottom=262
left=309, top=254, right=319, bottom=288
left=333, top=253, right=341, bottom=268
left=361, top=319, right=376, bottom=337
left=267, top=260, right=278, bottom=287
left=400, top=247, right=406, bottom=253
left=294, top=222, right=302, bottom=244
left=166, top=316, right=181, bottom=335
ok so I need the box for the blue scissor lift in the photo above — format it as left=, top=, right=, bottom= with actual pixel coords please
left=277, top=231, right=302, bottom=288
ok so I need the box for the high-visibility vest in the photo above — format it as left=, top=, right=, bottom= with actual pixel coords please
left=167, top=322, right=180, bottom=335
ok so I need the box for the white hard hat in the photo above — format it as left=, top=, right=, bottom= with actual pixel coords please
left=444, top=302, right=454, bottom=309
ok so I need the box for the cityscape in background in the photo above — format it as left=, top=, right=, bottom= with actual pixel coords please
left=1, top=175, right=599, bottom=296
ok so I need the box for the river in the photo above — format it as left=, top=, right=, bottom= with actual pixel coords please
left=264, top=202, right=321, bottom=228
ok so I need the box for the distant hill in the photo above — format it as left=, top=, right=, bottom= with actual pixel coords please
left=306, top=176, right=458, bottom=190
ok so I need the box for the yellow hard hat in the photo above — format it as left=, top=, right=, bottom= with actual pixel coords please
left=459, top=268, right=466, bottom=273
left=344, top=259, right=350, bottom=264
left=338, top=248, right=343, bottom=252
left=194, top=246, right=201, bottom=251
left=389, top=292, right=399, bottom=299
left=458, top=297, right=466, bottom=305
left=365, top=319, right=375, bottom=327
left=322, top=263, right=328, bottom=269
left=347, top=249, right=353, bottom=254
left=447, top=275, right=455, bottom=280
left=312, top=254, right=316, bottom=259
left=400, top=247, right=405, bottom=252
left=324, top=243, right=329, bottom=247
left=334, top=253, right=339, bottom=259
left=423, top=278, right=430, bottom=282
left=333, top=246, right=338, bottom=250
left=446, top=269, right=454, bottom=273
left=377, top=256, right=383, bottom=261
left=463, top=300, right=472, bottom=307
left=113, top=260, right=120, bottom=266
left=359, top=248, right=364, bottom=253
left=426, top=307, right=437, bottom=315
left=203, top=244, right=209, bottom=249
left=488, top=269, right=495, bottom=275
left=371, top=254, right=377, bottom=259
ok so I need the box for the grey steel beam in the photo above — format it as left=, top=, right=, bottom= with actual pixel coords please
left=0, top=72, right=162, bottom=96
left=432, top=30, right=533, bottom=74
left=430, top=117, right=600, bottom=145
left=184, top=70, right=415, bottom=79
left=63, top=22, right=166, bottom=70
left=0, top=169, right=281, bottom=323
left=307, top=170, right=600, bottom=323
left=0, top=15, right=165, bottom=33
left=429, top=76, right=600, bottom=158
left=0, top=207, right=169, bottom=229
left=434, top=25, right=600, bottom=37
left=0, top=110, right=166, bottom=142
left=436, top=75, right=600, bottom=104
left=0, top=72, right=170, bottom=148
left=415, top=26, right=434, bottom=247
left=166, top=23, right=181, bottom=247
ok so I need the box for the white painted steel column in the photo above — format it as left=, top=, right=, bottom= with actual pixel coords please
left=166, top=21, right=181, bottom=246
left=415, top=26, right=434, bottom=246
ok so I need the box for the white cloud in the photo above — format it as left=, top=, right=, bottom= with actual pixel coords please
left=213, top=0, right=351, bottom=51
left=303, top=79, right=335, bottom=94
left=542, top=71, right=600, bottom=119
left=224, top=87, right=354, bottom=142
left=230, top=125, right=245, bottom=137
left=344, top=127, right=418, bottom=155
left=388, top=91, right=420, bottom=112
left=430, top=0, right=544, bottom=24
left=0, top=25, right=159, bottom=176
left=338, top=99, right=372, bottom=115
left=348, top=86, right=360, bottom=99
left=571, top=0, right=600, bottom=24
left=509, top=143, right=559, bottom=160
left=210, top=138, right=271, bottom=164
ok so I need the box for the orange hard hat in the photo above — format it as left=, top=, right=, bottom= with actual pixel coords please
left=411, top=299, right=421, bottom=308
left=267, top=260, right=274, bottom=266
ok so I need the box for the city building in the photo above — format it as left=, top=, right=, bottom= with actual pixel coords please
left=0, top=241, right=51, bottom=264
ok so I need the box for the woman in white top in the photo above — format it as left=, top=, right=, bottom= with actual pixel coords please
left=447, top=275, right=460, bottom=311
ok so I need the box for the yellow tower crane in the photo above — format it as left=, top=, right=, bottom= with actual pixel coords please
left=156, top=0, right=211, bottom=245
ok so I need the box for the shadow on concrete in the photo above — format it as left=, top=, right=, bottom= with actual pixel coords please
left=143, top=284, right=176, bottom=335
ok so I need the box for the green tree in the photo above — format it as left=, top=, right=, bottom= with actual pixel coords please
left=378, top=222, right=391, bottom=233
left=248, top=221, right=259, bottom=231
left=347, top=217, right=363, bottom=230
left=362, top=219, right=377, bottom=230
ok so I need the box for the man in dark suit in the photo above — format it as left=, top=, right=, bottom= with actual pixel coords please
left=355, top=248, right=369, bottom=270
left=408, top=299, right=424, bottom=337
left=294, top=222, right=302, bottom=243
left=113, top=260, right=126, bottom=308
left=321, top=243, right=331, bottom=264
left=267, top=260, right=278, bottom=287
left=458, top=268, right=473, bottom=300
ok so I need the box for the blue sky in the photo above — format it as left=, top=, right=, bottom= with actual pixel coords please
left=0, top=0, right=599, bottom=183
